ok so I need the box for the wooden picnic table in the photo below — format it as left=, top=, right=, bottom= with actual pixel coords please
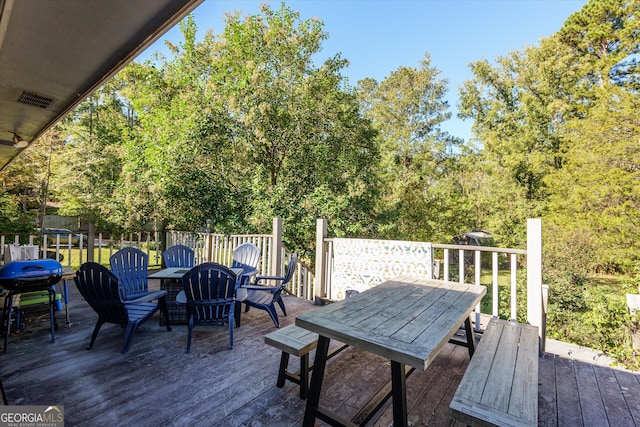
left=296, top=275, right=486, bottom=427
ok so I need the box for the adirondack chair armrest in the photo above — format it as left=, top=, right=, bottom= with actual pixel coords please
left=244, top=284, right=280, bottom=291
left=175, top=291, right=186, bottom=304
left=235, top=268, right=258, bottom=287
left=175, top=291, right=235, bottom=305
left=253, top=275, right=285, bottom=286
left=127, top=290, right=168, bottom=304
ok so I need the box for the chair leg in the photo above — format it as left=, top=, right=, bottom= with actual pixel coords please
left=186, top=316, right=194, bottom=354
left=276, top=297, right=287, bottom=317
left=266, top=305, right=280, bottom=328
left=122, top=321, right=140, bottom=354
left=228, top=316, right=234, bottom=349
left=88, top=319, right=105, bottom=350
left=234, top=301, right=242, bottom=327
left=158, top=296, right=172, bottom=331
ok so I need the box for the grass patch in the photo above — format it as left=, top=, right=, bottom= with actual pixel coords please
left=51, top=245, right=162, bottom=271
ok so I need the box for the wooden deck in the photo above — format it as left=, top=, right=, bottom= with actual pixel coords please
left=0, top=279, right=639, bottom=426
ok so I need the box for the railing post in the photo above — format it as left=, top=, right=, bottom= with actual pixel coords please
left=314, top=218, right=327, bottom=305
left=527, top=218, right=544, bottom=354
left=87, top=220, right=95, bottom=263
left=271, top=217, right=283, bottom=276
left=159, top=219, right=168, bottom=268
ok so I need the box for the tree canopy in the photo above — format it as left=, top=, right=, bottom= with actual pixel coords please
left=1, top=0, right=638, bottom=274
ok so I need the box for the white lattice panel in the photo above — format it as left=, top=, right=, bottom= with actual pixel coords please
left=330, top=238, right=433, bottom=300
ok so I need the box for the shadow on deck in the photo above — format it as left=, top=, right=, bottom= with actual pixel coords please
left=0, top=279, right=638, bottom=426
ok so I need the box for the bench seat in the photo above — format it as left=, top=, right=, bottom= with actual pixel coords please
left=450, top=318, right=539, bottom=427
left=265, top=324, right=347, bottom=399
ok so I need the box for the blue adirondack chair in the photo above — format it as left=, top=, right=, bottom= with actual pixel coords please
left=243, top=252, right=297, bottom=328
left=231, top=243, right=260, bottom=285
left=110, top=247, right=166, bottom=301
left=74, top=262, right=171, bottom=353
left=231, top=243, right=261, bottom=326
left=162, top=244, right=195, bottom=268
left=176, top=263, right=237, bottom=352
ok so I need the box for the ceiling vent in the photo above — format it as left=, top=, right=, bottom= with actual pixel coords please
left=17, top=90, right=55, bottom=109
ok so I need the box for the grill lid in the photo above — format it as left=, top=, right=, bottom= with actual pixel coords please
left=0, top=260, right=63, bottom=290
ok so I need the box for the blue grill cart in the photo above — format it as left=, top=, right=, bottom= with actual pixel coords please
left=0, top=259, right=63, bottom=353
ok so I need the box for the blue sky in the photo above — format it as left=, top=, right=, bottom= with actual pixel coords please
left=139, top=0, right=587, bottom=141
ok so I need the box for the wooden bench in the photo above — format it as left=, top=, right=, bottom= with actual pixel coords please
left=450, top=318, right=539, bottom=427
left=264, top=324, right=347, bottom=399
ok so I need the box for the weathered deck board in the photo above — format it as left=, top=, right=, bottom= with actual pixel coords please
left=0, top=279, right=638, bottom=426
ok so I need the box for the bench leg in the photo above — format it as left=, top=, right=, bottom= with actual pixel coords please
left=276, top=352, right=290, bottom=388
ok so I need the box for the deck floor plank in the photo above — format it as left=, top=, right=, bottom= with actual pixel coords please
left=593, top=364, right=636, bottom=427
left=574, top=360, right=608, bottom=427
left=614, top=368, right=640, bottom=425
left=538, top=352, right=558, bottom=427
left=0, top=280, right=638, bottom=426
left=554, top=355, right=585, bottom=427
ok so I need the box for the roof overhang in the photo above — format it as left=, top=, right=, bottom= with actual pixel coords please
left=0, top=0, right=204, bottom=171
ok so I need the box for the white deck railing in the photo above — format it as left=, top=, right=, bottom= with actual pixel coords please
left=1, top=218, right=545, bottom=347
left=0, top=231, right=162, bottom=268
left=315, top=218, right=545, bottom=348
left=433, top=244, right=528, bottom=322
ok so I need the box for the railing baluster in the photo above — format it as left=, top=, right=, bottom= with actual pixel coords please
left=443, top=248, right=449, bottom=281
left=492, top=252, right=499, bottom=318
left=511, top=253, right=517, bottom=321
left=475, top=250, right=482, bottom=330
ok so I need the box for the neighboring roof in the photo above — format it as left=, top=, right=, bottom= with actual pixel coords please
left=0, top=0, right=204, bottom=171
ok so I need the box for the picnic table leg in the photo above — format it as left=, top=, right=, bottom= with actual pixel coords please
left=302, top=335, right=330, bottom=427
left=464, top=317, right=476, bottom=358
left=391, top=361, right=408, bottom=427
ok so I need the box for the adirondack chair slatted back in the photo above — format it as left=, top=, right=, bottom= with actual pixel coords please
left=231, top=243, right=260, bottom=272
left=110, top=247, right=149, bottom=300
left=182, top=263, right=236, bottom=319
left=75, top=262, right=168, bottom=353
left=281, top=252, right=298, bottom=287
left=75, top=262, right=127, bottom=323
left=181, top=263, right=237, bottom=351
left=231, top=243, right=260, bottom=287
left=163, top=244, right=195, bottom=268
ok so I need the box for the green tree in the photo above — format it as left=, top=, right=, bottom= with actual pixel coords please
left=120, top=16, right=243, bottom=233
left=545, top=85, right=640, bottom=273
left=558, top=0, right=640, bottom=92
left=51, top=81, right=128, bottom=233
left=357, top=54, right=465, bottom=242
left=0, top=129, right=64, bottom=235
left=458, top=43, right=566, bottom=244
left=119, top=5, right=379, bottom=254
left=207, top=4, right=380, bottom=251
